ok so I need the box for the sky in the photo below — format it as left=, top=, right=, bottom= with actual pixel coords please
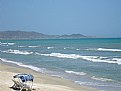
left=0, top=0, right=121, bottom=37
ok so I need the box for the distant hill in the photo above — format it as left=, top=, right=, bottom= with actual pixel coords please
left=59, top=34, right=87, bottom=39
left=0, top=31, right=56, bottom=39
left=0, top=31, right=87, bottom=39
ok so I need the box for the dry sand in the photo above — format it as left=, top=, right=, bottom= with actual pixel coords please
left=0, top=62, right=98, bottom=91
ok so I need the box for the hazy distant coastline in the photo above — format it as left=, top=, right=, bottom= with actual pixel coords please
left=0, top=31, right=119, bottom=40
left=0, top=31, right=89, bottom=39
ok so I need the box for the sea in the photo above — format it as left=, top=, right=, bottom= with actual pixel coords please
left=0, top=38, right=121, bottom=91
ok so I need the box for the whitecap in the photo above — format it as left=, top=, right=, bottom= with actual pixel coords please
left=86, top=48, right=121, bottom=52
left=76, top=49, right=80, bottom=50
left=39, top=53, right=121, bottom=65
left=47, top=47, right=54, bottom=49
left=28, top=46, right=39, bottom=48
left=85, top=48, right=97, bottom=51
left=63, top=47, right=74, bottom=50
left=64, top=48, right=66, bottom=49
left=112, top=58, right=121, bottom=65
left=1, top=43, right=7, bottom=45
left=2, top=49, right=33, bottom=55
left=97, top=48, right=121, bottom=52
left=0, top=42, right=15, bottom=45
left=40, top=53, right=80, bottom=59
left=18, top=46, right=26, bottom=48
left=65, top=70, right=86, bottom=76
left=91, top=76, right=113, bottom=82
left=7, top=43, right=15, bottom=45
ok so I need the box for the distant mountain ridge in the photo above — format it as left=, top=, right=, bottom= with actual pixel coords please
left=0, top=31, right=87, bottom=39
left=59, top=34, right=87, bottom=38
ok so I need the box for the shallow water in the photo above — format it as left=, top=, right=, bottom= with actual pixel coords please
left=0, top=38, right=121, bottom=91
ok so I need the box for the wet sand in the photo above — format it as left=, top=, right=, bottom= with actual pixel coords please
left=0, top=62, right=98, bottom=91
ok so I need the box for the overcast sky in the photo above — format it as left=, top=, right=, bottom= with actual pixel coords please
left=0, top=0, right=121, bottom=37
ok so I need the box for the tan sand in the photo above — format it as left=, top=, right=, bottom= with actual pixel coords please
left=0, top=62, right=98, bottom=91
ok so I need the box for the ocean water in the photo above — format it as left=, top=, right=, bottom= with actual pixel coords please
left=0, top=38, right=121, bottom=91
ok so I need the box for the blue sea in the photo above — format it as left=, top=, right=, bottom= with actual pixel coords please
left=0, top=38, right=121, bottom=91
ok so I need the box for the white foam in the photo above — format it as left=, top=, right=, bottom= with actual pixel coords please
left=1, top=43, right=7, bottom=45
left=40, top=53, right=81, bottom=59
left=97, top=48, right=121, bottom=52
left=75, top=81, right=99, bottom=86
left=39, top=53, right=121, bottom=65
left=81, top=56, right=113, bottom=63
left=47, top=47, right=54, bottom=49
left=28, top=46, right=39, bottom=48
left=63, top=47, right=74, bottom=50
left=75, top=81, right=121, bottom=87
left=91, top=76, right=113, bottom=82
left=18, top=46, right=39, bottom=48
left=0, top=42, right=15, bottom=45
left=112, top=58, right=121, bottom=65
left=65, top=70, right=86, bottom=76
left=85, top=48, right=97, bottom=51
left=18, top=46, right=26, bottom=48
left=76, top=49, right=80, bottom=50
left=64, top=48, right=66, bottom=49
left=86, top=48, right=121, bottom=52
left=2, top=49, right=33, bottom=55
left=7, top=43, right=15, bottom=45
left=0, top=58, right=44, bottom=73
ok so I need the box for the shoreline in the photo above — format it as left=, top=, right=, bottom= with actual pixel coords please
left=0, top=61, right=98, bottom=91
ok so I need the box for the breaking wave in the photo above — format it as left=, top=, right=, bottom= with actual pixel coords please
left=65, top=70, right=87, bottom=76
left=0, top=42, right=15, bottom=46
left=91, top=76, right=113, bottom=82
left=0, top=58, right=44, bottom=73
left=2, top=49, right=33, bottom=55
left=63, top=47, right=74, bottom=50
left=75, top=81, right=121, bottom=87
left=18, top=46, right=26, bottom=48
left=97, top=48, right=121, bottom=52
left=28, top=46, right=40, bottom=48
left=47, top=47, right=54, bottom=49
left=86, top=48, right=121, bottom=52
left=38, top=53, right=121, bottom=65
left=18, top=46, right=40, bottom=48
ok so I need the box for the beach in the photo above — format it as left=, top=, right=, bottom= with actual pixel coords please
left=0, top=61, right=97, bottom=91
left=0, top=38, right=121, bottom=91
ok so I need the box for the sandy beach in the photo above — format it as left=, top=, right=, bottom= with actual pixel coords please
left=0, top=62, right=98, bottom=91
